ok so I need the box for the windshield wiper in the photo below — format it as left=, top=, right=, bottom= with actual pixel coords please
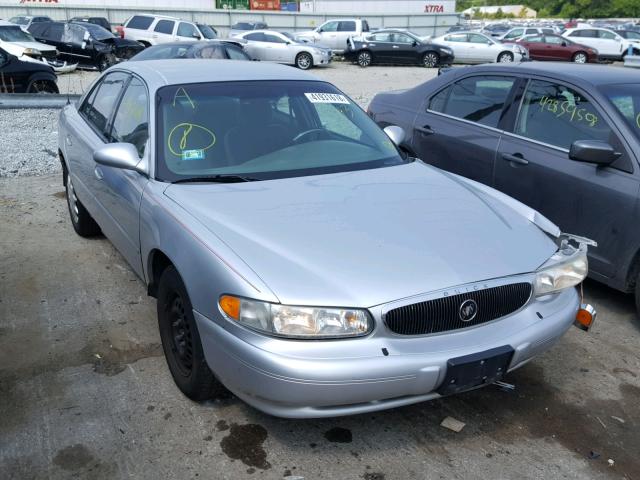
left=172, top=174, right=260, bottom=184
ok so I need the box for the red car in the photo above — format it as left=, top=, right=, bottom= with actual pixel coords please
left=507, top=33, right=598, bottom=63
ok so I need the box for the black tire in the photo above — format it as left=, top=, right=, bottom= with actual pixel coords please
left=635, top=274, right=640, bottom=324
left=97, top=54, right=115, bottom=72
left=572, top=51, right=588, bottom=63
left=295, top=52, right=313, bottom=70
left=357, top=50, right=372, bottom=67
left=27, top=80, right=58, bottom=94
left=422, top=51, right=439, bottom=68
left=498, top=51, right=514, bottom=63
left=157, top=265, right=226, bottom=401
left=65, top=170, right=101, bottom=237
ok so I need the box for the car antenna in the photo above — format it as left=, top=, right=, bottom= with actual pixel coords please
left=66, top=69, right=71, bottom=105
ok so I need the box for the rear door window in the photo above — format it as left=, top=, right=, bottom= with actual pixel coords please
left=338, top=21, right=356, bottom=32
left=245, top=32, right=266, bottom=41
left=80, top=72, right=129, bottom=138
left=127, top=16, right=154, bottom=30
left=598, top=30, right=616, bottom=40
left=264, top=33, right=286, bottom=43
left=226, top=44, right=249, bottom=60
left=432, top=75, right=516, bottom=128
left=154, top=20, right=175, bottom=35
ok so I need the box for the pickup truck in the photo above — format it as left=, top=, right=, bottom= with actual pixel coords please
left=296, top=18, right=370, bottom=53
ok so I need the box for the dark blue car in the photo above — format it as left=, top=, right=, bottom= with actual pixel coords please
left=369, top=62, right=640, bottom=317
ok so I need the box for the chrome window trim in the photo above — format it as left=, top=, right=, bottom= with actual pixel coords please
left=425, top=109, right=506, bottom=135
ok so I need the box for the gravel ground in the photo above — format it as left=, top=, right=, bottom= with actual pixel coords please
left=0, top=62, right=439, bottom=179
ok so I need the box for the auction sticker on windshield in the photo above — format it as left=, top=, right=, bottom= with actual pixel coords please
left=305, top=93, right=350, bottom=104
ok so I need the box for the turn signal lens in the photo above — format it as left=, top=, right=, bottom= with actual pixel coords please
left=575, top=303, right=596, bottom=331
left=219, top=295, right=240, bottom=320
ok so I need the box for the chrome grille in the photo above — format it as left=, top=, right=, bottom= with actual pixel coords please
left=384, top=282, right=532, bottom=335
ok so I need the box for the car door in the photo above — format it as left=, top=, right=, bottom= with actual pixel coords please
left=365, top=32, right=394, bottom=62
left=519, top=35, right=546, bottom=59
left=598, top=29, right=623, bottom=57
left=242, top=32, right=269, bottom=61
left=317, top=21, right=339, bottom=49
left=467, top=33, right=496, bottom=63
left=69, top=72, right=146, bottom=273
left=411, top=74, right=518, bottom=186
left=391, top=33, right=419, bottom=63
left=441, top=33, right=469, bottom=62
left=494, top=78, right=638, bottom=278
left=152, top=19, right=176, bottom=44
left=567, top=29, right=600, bottom=53
left=263, top=33, right=290, bottom=62
left=97, top=75, right=150, bottom=275
left=541, top=34, right=569, bottom=60
left=175, top=22, right=200, bottom=42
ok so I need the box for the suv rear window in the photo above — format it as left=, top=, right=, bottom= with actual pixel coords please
left=154, top=20, right=175, bottom=35
left=127, top=16, right=154, bottom=30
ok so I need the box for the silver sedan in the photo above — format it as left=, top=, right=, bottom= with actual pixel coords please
left=235, top=29, right=331, bottom=69
left=58, top=60, right=590, bottom=418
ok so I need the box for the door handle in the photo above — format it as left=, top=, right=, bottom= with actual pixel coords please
left=501, top=152, right=529, bottom=165
left=94, top=166, right=104, bottom=180
left=416, top=124, right=434, bottom=135
left=392, top=45, right=400, bottom=48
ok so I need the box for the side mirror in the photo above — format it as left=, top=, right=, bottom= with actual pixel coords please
left=94, top=143, right=145, bottom=173
left=561, top=41, right=567, bottom=46
left=193, top=33, right=201, bottom=39
left=569, top=140, right=620, bottom=166
left=412, top=41, right=418, bottom=46
left=383, top=125, right=406, bottom=147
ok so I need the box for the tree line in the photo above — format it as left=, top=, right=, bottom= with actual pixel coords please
left=456, top=0, right=640, bottom=19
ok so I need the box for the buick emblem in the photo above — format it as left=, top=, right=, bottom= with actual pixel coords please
left=459, top=299, right=478, bottom=322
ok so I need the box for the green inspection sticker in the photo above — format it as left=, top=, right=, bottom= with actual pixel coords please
left=181, top=149, right=205, bottom=161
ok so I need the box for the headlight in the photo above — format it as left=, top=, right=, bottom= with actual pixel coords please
left=313, top=48, right=324, bottom=55
left=219, top=295, right=372, bottom=339
left=23, top=48, right=42, bottom=56
left=533, top=244, right=588, bottom=297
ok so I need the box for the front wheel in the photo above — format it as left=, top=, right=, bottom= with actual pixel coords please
left=27, top=80, right=58, bottom=94
left=295, top=52, right=313, bottom=70
left=572, top=52, right=588, bottom=63
left=157, top=265, right=227, bottom=401
left=498, top=51, right=514, bottom=63
left=97, top=54, right=116, bottom=72
left=357, top=50, right=372, bottom=67
left=422, top=52, right=439, bottom=68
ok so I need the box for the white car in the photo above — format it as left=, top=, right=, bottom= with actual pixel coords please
left=563, top=27, right=640, bottom=61
left=8, top=15, right=52, bottom=32
left=122, top=14, right=218, bottom=47
left=237, top=30, right=332, bottom=69
left=432, top=31, right=528, bottom=64
left=0, top=20, right=75, bottom=73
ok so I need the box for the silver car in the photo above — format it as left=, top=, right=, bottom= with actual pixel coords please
left=431, top=31, right=528, bottom=63
left=236, top=29, right=331, bottom=69
left=59, top=60, right=589, bottom=418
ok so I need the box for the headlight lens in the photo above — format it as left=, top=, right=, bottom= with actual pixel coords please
left=219, top=295, right=372, bottom=339
left=23, top=48, right=42, bottom=56
left=533, top=244, right=588, bottom=297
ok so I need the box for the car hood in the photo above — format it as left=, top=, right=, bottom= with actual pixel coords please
left=164, top=162, right=557, bottom=307
left=6, top=40, right=56, bottom=52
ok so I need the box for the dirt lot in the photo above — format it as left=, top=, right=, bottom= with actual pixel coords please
left=1, top=62, right=640, bottom=480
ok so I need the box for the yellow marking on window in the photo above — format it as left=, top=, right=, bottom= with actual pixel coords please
left=172, top=87, right=195, bottom=109
left=168, top=123, right=216, bottom=156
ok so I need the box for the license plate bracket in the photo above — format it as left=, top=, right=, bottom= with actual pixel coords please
left=437, top=345, right=514, bottom=396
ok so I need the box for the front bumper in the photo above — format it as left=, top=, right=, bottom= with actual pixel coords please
left=438, top=51, right=455, bottom=64
left=195, top=286, right=579, bottom=418
left=312, top=51, right=332, bottom=66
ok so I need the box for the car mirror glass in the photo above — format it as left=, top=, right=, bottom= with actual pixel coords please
left=383, top=125, right=406, bottom=148
left=93, top=143, right=145, bottom=173
left=569, top=140, right=620, bottom=166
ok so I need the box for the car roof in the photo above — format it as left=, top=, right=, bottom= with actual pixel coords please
left=459, top=63, right=640, bottom=86
left=111, top=59, right=318, bottom=88
left=0, top=20, right=21, bottom=27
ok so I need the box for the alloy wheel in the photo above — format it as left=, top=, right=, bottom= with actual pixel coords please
left=358, top=51, right=371, bottom=67
left=498, top=52, right=514, bottom=63
left=573, top=53, right=587, bottom=63
left=423, top=52, right=439, bottom=68
left=296, top=53, right=312, bottom=70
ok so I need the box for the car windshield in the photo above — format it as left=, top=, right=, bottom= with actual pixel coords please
left=156, top=80, right=405, bottom=182
left=601, top=84, right=640, bottom=140
left=198, top=24, right=217, bottom=39
left=81, top=23, right=114, bottom=41
left=0, top=26, right=36, bottom=42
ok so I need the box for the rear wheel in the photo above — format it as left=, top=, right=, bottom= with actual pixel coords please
left=498, top=51, right=514, bottom=63
left=572, top=52, right=588, bottom=63
left=295, top=52, right=313, bottom=70
left=97, top=54, right=116, bottom=72
left=157, top=266, right=226, bottom=401
left=65, top=170, right=101, bottom=237
left=27, top=80, right=58, bottom=94
left=422, top=51, right=439, bottom=68
left=357, top=50, right=372, bottom=67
